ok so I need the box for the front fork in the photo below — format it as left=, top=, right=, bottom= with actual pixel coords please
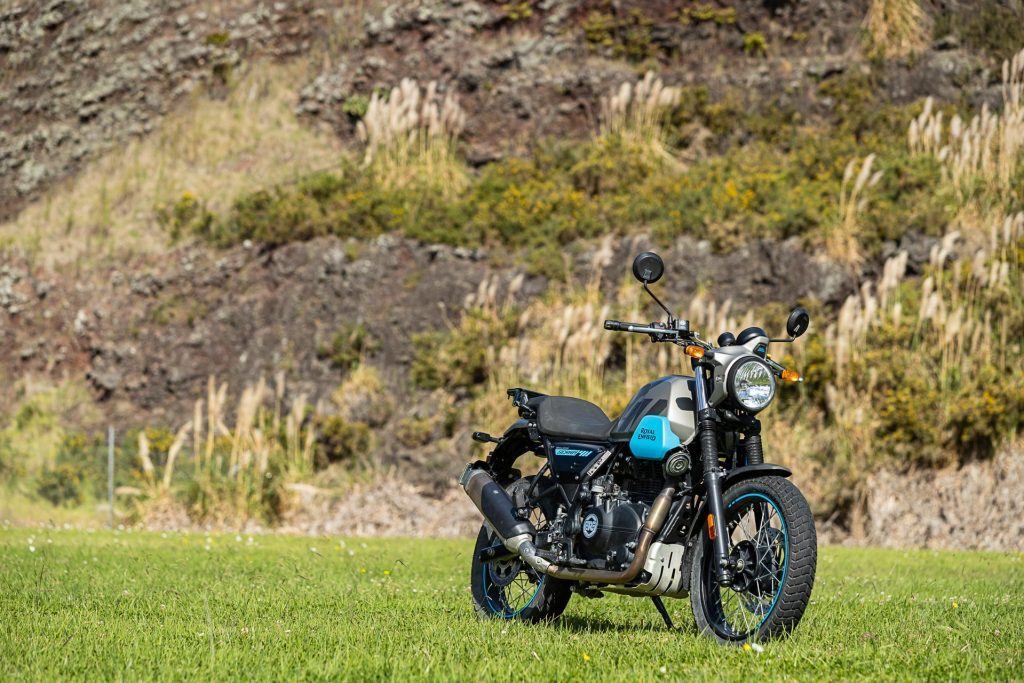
left=693, top=364, right=734, bottom=583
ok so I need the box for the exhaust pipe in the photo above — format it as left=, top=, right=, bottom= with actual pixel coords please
left=460, top=466, right=536, bottom=546
left=460, top=465, right=675, bottom=585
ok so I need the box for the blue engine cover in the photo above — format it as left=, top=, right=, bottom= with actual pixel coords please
left=629, top=415, right=681, bottom=461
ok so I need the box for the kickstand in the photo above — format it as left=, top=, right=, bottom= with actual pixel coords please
left=650, top=596, right=673, bottom=629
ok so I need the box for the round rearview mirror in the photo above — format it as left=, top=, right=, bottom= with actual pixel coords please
left=632, top=252, right=665, bottom=284
left=786, top=306, right=810, bottom=339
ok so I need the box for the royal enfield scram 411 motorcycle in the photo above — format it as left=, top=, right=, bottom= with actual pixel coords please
left=459, top=252, right=817, bottom=643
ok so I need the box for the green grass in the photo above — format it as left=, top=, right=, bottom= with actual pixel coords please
left=1, top=529, right=1022, bottom=681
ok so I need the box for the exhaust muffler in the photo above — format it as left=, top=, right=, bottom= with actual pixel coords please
left=459, top=464, right=675, bottom=585
left=460, top=466, right=536, bottom=547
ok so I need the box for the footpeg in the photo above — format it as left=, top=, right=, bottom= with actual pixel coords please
left=472, top=431, right=500, bottom=444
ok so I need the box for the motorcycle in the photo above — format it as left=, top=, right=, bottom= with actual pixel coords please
left=460, top=251, right=817, bottom=643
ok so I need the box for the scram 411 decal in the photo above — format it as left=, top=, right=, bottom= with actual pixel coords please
left=554, top=447, right=598, bottom=458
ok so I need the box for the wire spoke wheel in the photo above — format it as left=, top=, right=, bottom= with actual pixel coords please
left=690, top=477, right=817, bottom=643
left=470, top=476, right=572, bottom=622
left=706, top=495, right=787, bottom=638
left=481, top=495, right=547, bottom=616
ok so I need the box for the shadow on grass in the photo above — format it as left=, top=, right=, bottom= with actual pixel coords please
left=557, top=613, right=697, bottom=635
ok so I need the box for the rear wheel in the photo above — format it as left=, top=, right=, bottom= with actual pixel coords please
left=470, top=476, right=572, bottom=622
left=690, top=476, right=816, bottom=643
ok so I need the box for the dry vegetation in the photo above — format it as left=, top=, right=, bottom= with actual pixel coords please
left=357, top=78, right=467, bottom=196
left=599, top=71, right=682, bottom=166
left=862, top=0, right=932, bottom=60
left=0, top=62, right=341, bottom=268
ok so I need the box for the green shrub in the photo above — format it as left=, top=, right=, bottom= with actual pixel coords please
left=157, top=192, right=215, bottom=242
left=395, top=416, right=437, bottom=448
left=948, top=368, right=1024, bottom=459
left=743, top=32, right=768, bottom=57
left=582, top=9, right=656, bottom=61
left=411, top=308, right=518, bottom=392
left=205, top=31, right=230, bottom=47
left=341, top=94, right=370, bottom=119
left=315, top=417, right=373, bottom=467
left=932, top=2, right=1024, bottom=60
left=500, top=2, right=533, bottom=22
left=680, top=4, right=737, bottom=25
left=37, top=463, right=86, bottom=507
left=318, top=323, right=379, bottom=371
left=875, top=366, right=947, bottom=466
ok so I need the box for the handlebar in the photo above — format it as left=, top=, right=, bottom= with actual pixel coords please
left=604, top=320, right=669, bottom=335
left=604, top=320, right=694, bottom=343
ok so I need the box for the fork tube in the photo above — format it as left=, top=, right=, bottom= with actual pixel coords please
left=694, top=366, right=732, bottom=583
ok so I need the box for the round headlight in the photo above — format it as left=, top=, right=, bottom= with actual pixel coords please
left=729, top=359, right=776, bottom=412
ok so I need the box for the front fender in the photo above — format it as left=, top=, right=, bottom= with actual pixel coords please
left=721, top=463, right=791, bottom=489
left=682, top=464, right=792, bottom=544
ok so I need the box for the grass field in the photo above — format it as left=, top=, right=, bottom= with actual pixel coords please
left=1, top=528, right=1021, bottom=681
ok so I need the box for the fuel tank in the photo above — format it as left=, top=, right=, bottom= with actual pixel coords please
left=610, top=375, right=697, bottom=447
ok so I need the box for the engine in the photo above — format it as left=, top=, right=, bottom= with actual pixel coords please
left=575, top=474, right=649, bottom=567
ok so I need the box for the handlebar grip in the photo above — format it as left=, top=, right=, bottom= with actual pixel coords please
left=604, top=320, right=625, bottom=331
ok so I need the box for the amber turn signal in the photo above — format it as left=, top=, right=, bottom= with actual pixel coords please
left=684, top=345, right=705, bottom=359
left=781, top=368, right=802, bottom=382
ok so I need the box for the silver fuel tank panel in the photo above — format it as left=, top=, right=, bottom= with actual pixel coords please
left=610, top=375, right=697, bottom=445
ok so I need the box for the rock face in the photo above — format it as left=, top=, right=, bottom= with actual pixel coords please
left=866, top=446, right=1024, bottom=552
left=0, top=0, right=323, bottom=222
left=0, top=235, right=539, bottom=422
left=0, top=232, right=849, bottom=414
left=1, top=0, right=995, bottom=221
left=294, top=0, right=994, bottom=164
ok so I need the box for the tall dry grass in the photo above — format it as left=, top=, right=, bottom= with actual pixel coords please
left=138, top=375, right=316, bottom=525
left=827, top=154, right=883, bottom=265
left=909, top=49, right=1024, bottom=199
left=0, top=62, right=342, bottom=268
left=862, top=0, right=932, bottom=60
left=599, top=71, right=682, bottom=165
left=356, top=78, right=467, bottom=197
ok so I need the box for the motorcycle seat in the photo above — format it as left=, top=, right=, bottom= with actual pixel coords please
left=526, top=396, right=612, bottom=441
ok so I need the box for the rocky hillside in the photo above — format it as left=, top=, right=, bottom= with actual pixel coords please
left=1, top=0, right=1022, bottom=545
left=4, top=0, right=1008, bottom=219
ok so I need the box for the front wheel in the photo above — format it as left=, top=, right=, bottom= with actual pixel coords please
left=690, top=476, right=817, bottom=643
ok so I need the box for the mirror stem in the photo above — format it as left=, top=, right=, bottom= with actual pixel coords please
left=643, top=283, right=675, bottom=322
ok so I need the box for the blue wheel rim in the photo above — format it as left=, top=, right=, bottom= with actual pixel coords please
left=481, top=542, right=545, bottom=618
left=702, top=492, right=789, bottom=639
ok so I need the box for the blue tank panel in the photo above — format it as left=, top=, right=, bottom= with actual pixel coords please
left=629, top=415, right=681, bottom=461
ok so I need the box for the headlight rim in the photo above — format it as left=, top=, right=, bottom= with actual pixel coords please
left=727, top=357, right=776, bottom=412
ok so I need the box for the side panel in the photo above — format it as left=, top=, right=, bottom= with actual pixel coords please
left=610, top=375, right=697, bottom=445
left=549, top=441, right=607, bottom=482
